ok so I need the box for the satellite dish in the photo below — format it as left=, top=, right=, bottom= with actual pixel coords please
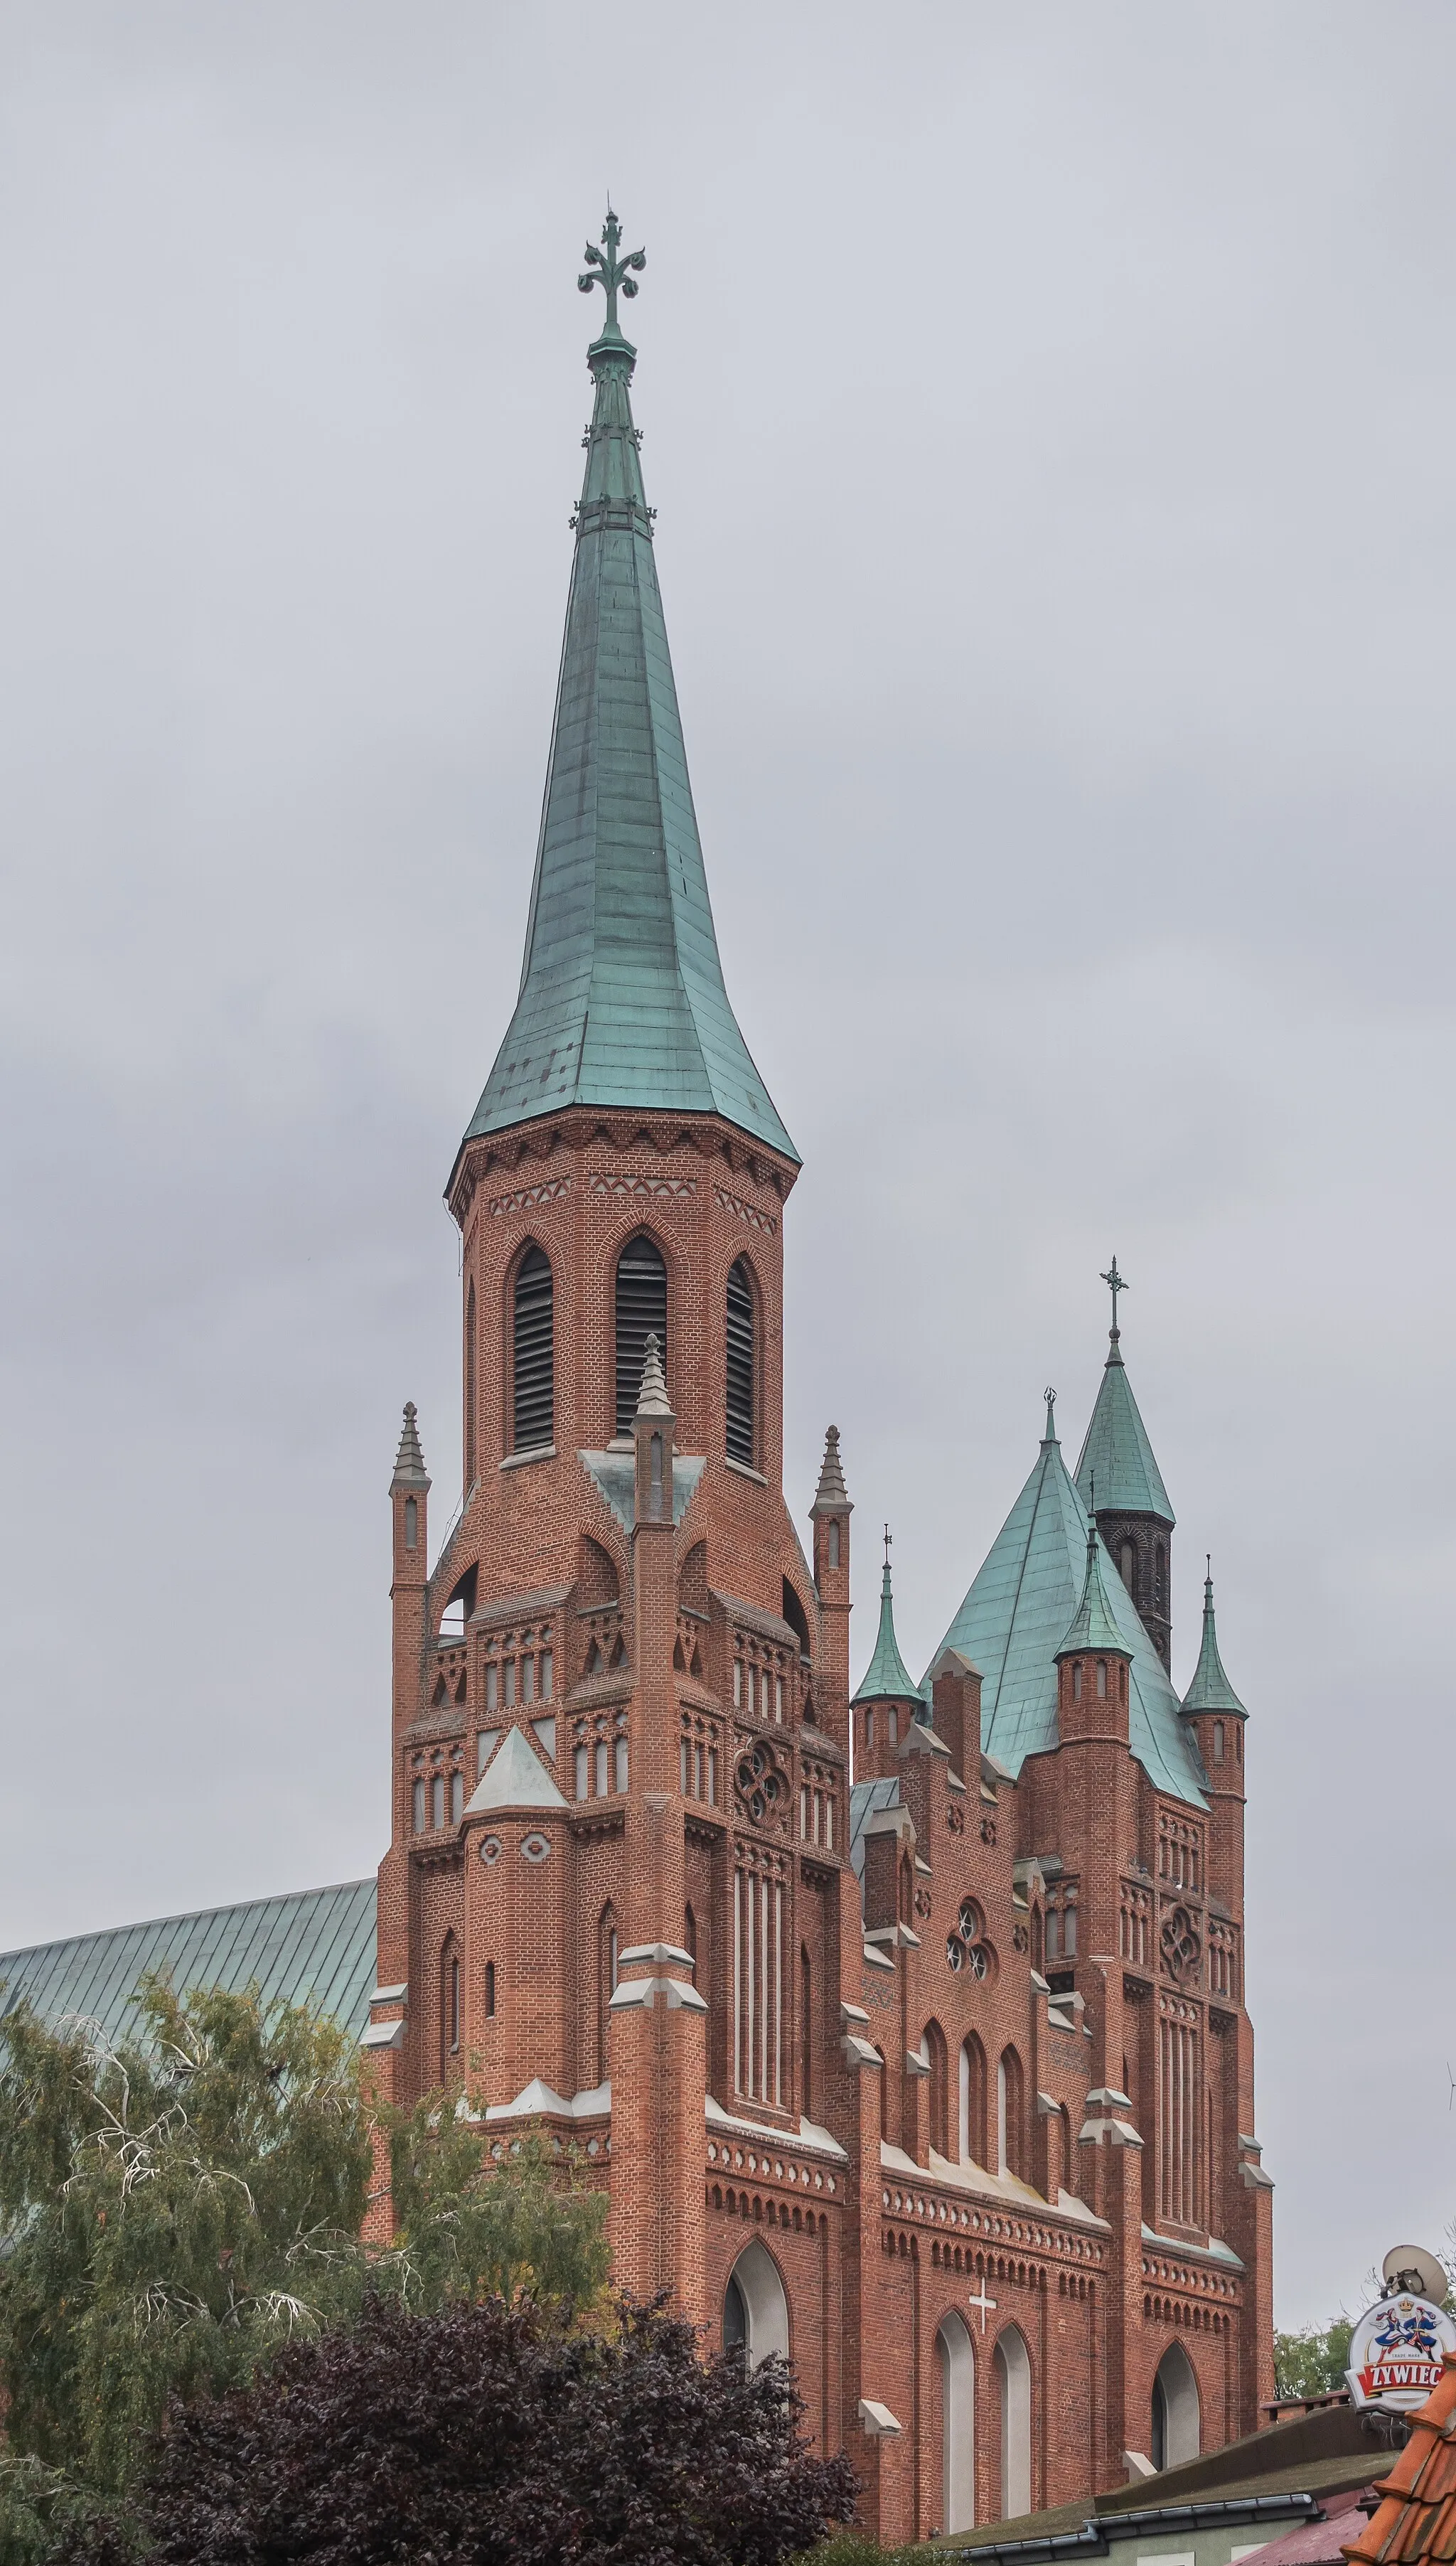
left=1382, top=2244, right=1450, bottom=2306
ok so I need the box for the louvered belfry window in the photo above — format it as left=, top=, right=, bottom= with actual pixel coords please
left=725, top=1258, right=755, bottom=1466
left=615, top=1234, right=668, bottom=1435
left=513, top=1245, right=555, bottom=1451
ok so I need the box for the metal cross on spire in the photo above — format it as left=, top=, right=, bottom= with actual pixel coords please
left=883, top=1523, right=893, bottom=1570
left=578, top=204, right=646, bottom=338
left=1100, top=1256, right=1128, bottom=1333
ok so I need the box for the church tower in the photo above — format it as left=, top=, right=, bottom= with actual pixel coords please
left=1075, top=1259, right=1176, bottom=1670
left=370, top=213, right=854, bottom=2338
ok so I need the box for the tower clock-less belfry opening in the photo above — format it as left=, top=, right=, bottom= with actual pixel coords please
left=366, top=213, right=1273, bottom=2543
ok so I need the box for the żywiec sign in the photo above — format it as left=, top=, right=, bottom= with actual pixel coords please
left=1347, top=2294, right=1456, bottom=2412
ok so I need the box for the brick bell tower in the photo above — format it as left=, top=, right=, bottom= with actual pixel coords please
left=368, top=212, right=853, bottom=2326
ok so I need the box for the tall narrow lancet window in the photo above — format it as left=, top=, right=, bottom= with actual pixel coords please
left=725, top=1258, right=756, bottom=1466
left=615, top=1234, right=668, bottom=1434
left=513, top=1245, right=555, bottom=1453
left=465, top=1280, right=478, bottom=1487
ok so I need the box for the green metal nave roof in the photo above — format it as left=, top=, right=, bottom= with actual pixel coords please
left=1075, top=1330, right=1175, bottom=1524
left=0, top=1880, right=378, bottom=2051
left=459, top=223, right=795, bottom=1170
left=927, top=1419, right=1206, bottom=1807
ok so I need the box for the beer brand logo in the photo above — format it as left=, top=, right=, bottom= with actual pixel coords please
left=1347, top=2294, right=1456, bottom=2411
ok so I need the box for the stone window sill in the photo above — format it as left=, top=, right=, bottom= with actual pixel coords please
left=501, top=1445, right=556, bottom=1471
left=725, top=1458, right=767, bottom=1486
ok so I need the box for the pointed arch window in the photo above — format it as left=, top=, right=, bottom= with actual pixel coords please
left=726, top=1258, right=756, bottom=1467
left=513, top=1245, right=555, bottom=1452
left=615, top=1234, right=668, bottom=1436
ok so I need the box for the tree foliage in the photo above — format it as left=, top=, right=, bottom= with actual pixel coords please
left=0, top=1978, right=372, bottom=2496
left=0, top=1979, right=610, bottom=2538
left=78, top=2293, right=857, bottom=2566
left=1272, top=2316, right=1355, bottom=2399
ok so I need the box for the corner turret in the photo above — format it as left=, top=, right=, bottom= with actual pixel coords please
left=852, top=1537, right=921, bottom=1776
left=1182, top=1561, right=1248, bottom=1791
left=1054, top=1521, right=1132, bottom=1743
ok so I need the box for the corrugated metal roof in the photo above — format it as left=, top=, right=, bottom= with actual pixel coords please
left=456, top=321, right=796, bottom=1170
left=0, top=1879, right=378, bottom=2048
left=926, top=1431, right=1206, bottom=1809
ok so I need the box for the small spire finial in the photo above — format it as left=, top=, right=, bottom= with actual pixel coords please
left=883, top=1522, right=893, bottom=1570
left=634, top=1330, right=672, bottom=1419
left=1100, top=1256, right=1128, bottom=1339
left=578, top=205, right=646, bottom=340
left=1044, top=1385, right=1058, bottom=1443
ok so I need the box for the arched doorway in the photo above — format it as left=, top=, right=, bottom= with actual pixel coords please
left=937, top=2311, right=975, bottom=2533
left=1152, top=2341, right=1200, bottom=2469
left=722, top=2239, right=789, bottom=2371
left=995, top=2325, right=1032, bottom=2518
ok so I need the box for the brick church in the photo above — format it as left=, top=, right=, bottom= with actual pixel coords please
left=0, top=213, right=1275, bottom=2545
left=359, top=215, right=1275, bottom=2541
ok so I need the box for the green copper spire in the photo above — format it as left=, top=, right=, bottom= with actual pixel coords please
left=852, top=1538, right=921, bottom=1706
left=1182, top=1565, right=1248, bottom=1716
left=1074, top=1261, right=1174, bottom=1524
left=456, top=210, right=796, bottom=1170
left=1055, top=1521, right=1132, bottom=1660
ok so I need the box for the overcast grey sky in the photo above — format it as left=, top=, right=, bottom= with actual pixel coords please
left=1, top=2, right=1451, bottom=2333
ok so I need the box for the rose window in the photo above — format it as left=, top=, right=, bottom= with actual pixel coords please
left=735, top=1742, right=785, bottom=1826
left=946, top=1897, right=992, bottom=1979
left=1160, top=1904, right=1201, bottom=1982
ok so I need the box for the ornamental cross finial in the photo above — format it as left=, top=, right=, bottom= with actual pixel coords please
left=1100, top=1255, right=1128, bottom=1332
left=578, top=203, right=646, bottom=336
left=883, top=1523, right=892, bottom=1571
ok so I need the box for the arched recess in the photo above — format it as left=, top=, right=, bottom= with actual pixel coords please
left=959, top=2034, right=987, bottom=2166
left=722, top=2238, right=790, bottom=2370
left=440, top=1933, right=461, bottom=2083
left=1152, top=2341, right=1200, bottom=2469
left=998, top=2046, right=1026, bottom=2179
left=512, top=1242, right=554, bottom=1453
left=465, top=1278, right=478, bottom=1487
left=725, top=1256, right=756, bottom=1467
left=615, top=1232, right=668, bottom=1435
left=995, top=2325, right=1032, bottom=2519
left=937, top=2311, right=975, bottom=2535
left=924, top=2020, right=949, bottom=2159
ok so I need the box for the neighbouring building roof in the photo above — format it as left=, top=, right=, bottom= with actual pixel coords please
left=1182, top=1570, right=1249, bottom=1717
left=1076, top=1327, right=1175, bottom=1524
left=455, top=253, right=796, bottom=1171
left=852, top=1560, right=921, bottom=1706
left=926, top=1411, right=1206, bottom=1807
left=1343, top=2351, right=1456, bottom=2566
left=0, top=1878, right=378, bottom=2050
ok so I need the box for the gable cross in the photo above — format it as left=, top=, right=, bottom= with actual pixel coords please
left=967, top=2279, right=997, bottom=2334
left=578, top=205, right=646, bottom=336
left=1100, top=1256, right=1128, bottom=1332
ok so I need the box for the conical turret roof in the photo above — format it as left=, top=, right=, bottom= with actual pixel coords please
left=1075, top=1326, right=1174, bottom=1524
left=852, top=1559, right=920, bottom=1706
left=456, top=214, right=795, bottom=1172
left=1056, top=1522, right=1132, bottom=1659
left=1182, top=1569, right=1248, bottom=1716
left=927, top=1399, right=1205, bottom=1806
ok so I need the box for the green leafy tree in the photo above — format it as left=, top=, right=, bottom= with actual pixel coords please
left=0, top=1978, right=373, bottom=2498
left=1273, top=2316, right=1355, bottom=2399
left=383, top=2093, right=610, bottom=2311
left=0, top=1980, right=612, bottom=2553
